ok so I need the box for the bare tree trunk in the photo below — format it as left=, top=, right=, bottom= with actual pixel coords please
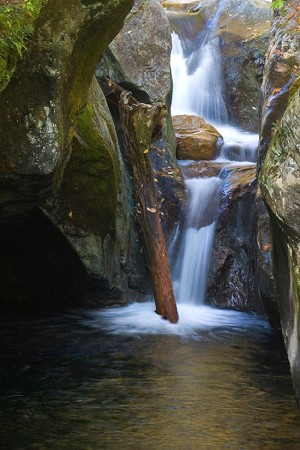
left=119, top=91, right=179, bottom=324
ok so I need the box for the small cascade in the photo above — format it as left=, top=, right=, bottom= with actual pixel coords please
left=173, top=177, right=221, bottom=304
left=169, top=0, right=259, bottom=162
left=171, top=15, right=228, bottom=124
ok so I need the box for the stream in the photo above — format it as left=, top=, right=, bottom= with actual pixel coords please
left=1, top=1, right=300, bottom=448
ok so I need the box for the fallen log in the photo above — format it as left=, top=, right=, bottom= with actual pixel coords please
left=118, top=90, right=179, bottom=324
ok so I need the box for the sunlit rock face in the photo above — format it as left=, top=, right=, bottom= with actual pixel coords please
left=172, top=115, right=223, bottom=160
left=0, top=0, right=134, bottom=220
left=259, top=0, right=300, bottom=404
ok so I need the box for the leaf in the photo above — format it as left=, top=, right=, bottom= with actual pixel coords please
left=68, top=211, right=73, bottom=219
left=271, top=88, right=281, bottom=95
left=147, top=207, right=157, bottom=213
left=143, top=149, right=149, bottom=154
left=262, top=243, right=271, bottom=251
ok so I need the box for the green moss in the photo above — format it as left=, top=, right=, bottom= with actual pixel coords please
left=61, top=98, right=120, bottom=237
left=0, top=0, right=46, bottom=92
left=289, top=76, right=300, bottom=103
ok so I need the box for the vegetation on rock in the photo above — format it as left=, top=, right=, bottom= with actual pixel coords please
left=0, top=0, right=45, bottom=91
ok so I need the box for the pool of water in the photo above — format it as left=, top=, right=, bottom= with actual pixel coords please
left=0, top=304, right=300, bottom=449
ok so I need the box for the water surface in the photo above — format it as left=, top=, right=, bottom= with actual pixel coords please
left=0, top=306, right=299, bottom=449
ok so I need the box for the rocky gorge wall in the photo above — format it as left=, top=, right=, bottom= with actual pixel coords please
left=0, top=0, right=136, bottom=308
left=258, top=0, right=300, bottom=404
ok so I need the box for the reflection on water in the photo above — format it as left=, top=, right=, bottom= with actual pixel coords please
left=0, top=306, right=300, bottom=450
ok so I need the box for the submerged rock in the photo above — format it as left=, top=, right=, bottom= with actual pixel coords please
left=173, top=114, right=223, bottom=160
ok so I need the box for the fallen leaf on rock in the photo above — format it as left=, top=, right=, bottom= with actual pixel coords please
left=263, top=243, right=271, bottom=251
left=147, top=207, right=157, bottom=213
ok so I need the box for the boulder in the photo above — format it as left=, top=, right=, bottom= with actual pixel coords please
left=172, top=115, right=223, bottom=160
left=0, top=1, right=135, bottom=309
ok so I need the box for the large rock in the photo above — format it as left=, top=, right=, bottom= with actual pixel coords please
left=173, top=115, right=223, bottom=160
left=0, top=0, right=134, bottom=220
left=97, top=0, right=172, bottom=104
left=206, top=165, right=264, bottom=313
left=259, top=0, right=300, bottom=404
left=0, top=1, right=135, bottom=308
left=43, top=77, right=131, bottom=304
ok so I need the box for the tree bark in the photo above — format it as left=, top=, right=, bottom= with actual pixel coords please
left=119, top=91, right=179, bottom=324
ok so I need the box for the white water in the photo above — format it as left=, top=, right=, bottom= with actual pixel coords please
left=85, top=302, right=269, bottom=338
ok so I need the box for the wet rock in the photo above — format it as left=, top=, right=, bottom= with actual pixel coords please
left=206, top=165, right=264, bottom=313
left=255, top=188, right=279, bottom=328
left=173, top=115, right=223, bottom=160
left=217, top=1, right=271, bottom=131
left=180, top=161, right=226, bottom=178
left=258, top=1, right=300, bottom=172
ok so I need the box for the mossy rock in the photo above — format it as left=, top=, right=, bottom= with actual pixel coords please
left=60, top=79, right=120, bottom=237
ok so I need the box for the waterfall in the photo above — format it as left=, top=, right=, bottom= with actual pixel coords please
left=171, top=16, right=228, bottom=124
left=170, top=0, right=259, bottom=162
left=170, top=0, right=230, bottom=124
left=169, top=0, right=259, bottom=305
left=173, top=177, right=221, bottom=305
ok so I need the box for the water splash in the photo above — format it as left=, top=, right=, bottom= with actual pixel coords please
left=85, top=302, right=269, bottom=338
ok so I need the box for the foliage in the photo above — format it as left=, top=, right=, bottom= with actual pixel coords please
left=0, top=0, right=45, bottom=92
left=270, top=0, right=284, bottom=9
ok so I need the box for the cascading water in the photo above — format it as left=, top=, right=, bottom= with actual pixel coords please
left=85, top=0, right=265, bottom=333
left=170, top=0, right=259, bottom=163
left=168, top=0, right=264, bottom=310
left=173, top=177, right=221, bottom=304
left=171, top=3, right=228, bottom=124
